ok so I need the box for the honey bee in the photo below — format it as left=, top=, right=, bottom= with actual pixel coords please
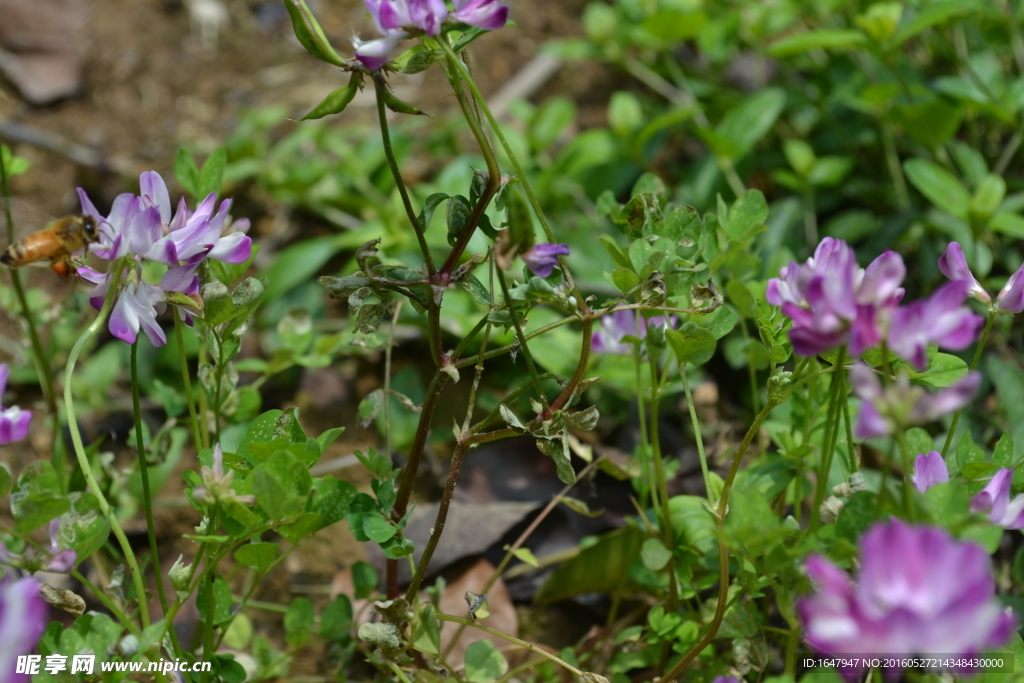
left=0, top=215, right=101, bottom=277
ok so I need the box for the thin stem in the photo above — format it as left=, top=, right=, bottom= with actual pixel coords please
left=810, top=352, right=844, bottom=532
left=383, top=301, right=402, bottom=600
left=895, top=430, right=916, bottom=521
left=373, top=76, right=435, bottom=277
left=72, top=569, right=140, bottom=636
left=440, top=458, right=600, bottom=660
left=131, top=342, right=170, bottom=619
left=435, top=614, right=583, bottom=677
left=64, top=262, right=150, bottom=627
left=496, top=269, right=547, bottom=409
left=661, top=398, right=780, bottom=681
left=174, top=314, right=207, bottom=451
left=941, top=311, right=994, bottom=457
left=802, top=187, right=818, bottom=248
left=682, top=367, right=713, bottom=500
left=880, top=122, right=911, bottom=210
left=1, top=141, right=63, bottom=489
left=201, top=565, right=216, bottom=683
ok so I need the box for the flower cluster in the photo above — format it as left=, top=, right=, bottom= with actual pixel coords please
left=0, top=520, right=76, bottom=573
left=591, top=310, right=677, bottom=355
left=799, top=519, right=1015, bottom=680
left=192, top=444, right=256, bottom=507
left=849, top=362, right=979, bottom=439
left=0, top=364, right=31, bottom=445
left=939, top=241, right=1024, bottom=313
left=522, top=243, right=569, bottom=279
left=768, top=238, right=983, bottom=369
left=354, top=0, right=509, bottom=70
left=77, top=172, right=252, bottom=347
left=0, top=575, right=46, bottom=683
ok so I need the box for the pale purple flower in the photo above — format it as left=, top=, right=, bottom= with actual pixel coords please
left=0, top=575, right=47, bottom=682
left=451, top=0, right=508, bottom=29
left=193, top=444, right=256, bottom=506
left=711, top=678, right=740, bottom=683
left=996, top=262, right=1024, bottom=314
left=939, top=242, right=990, bottom=303
left=912, top=451, right=949, bottom=494
left=970, top=468, right=1024, bottom=529
left=0, top=364, right=32, bottom=445
left=767, top=238, right=905, bottom=357
left=850, top=362, right=980, bottom=439
left=799, top=519, right=1015, bottom=680
left=75, top=172, right=253, bottom=347
left=353, top=0, right=508, bottom=69
left=887, top=280, right=984, bottom=371
left=592, top=310, right=676, bottom=355
left=522, top=243, right=569, bottom=278
left=44, top=520, right=76, bottom=573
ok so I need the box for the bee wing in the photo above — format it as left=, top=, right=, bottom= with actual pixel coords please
left=0, top=198, right=59, bottom=246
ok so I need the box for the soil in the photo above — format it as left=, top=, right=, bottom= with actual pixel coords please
left=0, top=0, right=619, bottom=678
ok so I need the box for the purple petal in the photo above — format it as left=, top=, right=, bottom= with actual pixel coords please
left=997, top=262, right=1024, bottom=313
left=858, top=251, right=906, bottom=306
left=939, top=242, right=990, bottom=303
left=912, top=451, right=949, bottom=494
left=971, top=468, right=1013, bottom=522
left=917, top=372, right=981, bottom=421
left=139, top=171, right=172, bottom=224
left=0, top=576, right=47, bottom=678
left=452, top=0, right=508, bottom=29
left=849, top=363, right=882, bottom=401
left=354, top=31, right=406, bottom=70
left=109, top=293, right=140, bottom=345
left=0, top=363, right=8, bottom=398
left=45, top=549, right=77, bottom=573
left=522, top=243, right=569, bottom=278
left=855, top=400, right=889, bottom=439
left=209, top=233, right=252, bottom=264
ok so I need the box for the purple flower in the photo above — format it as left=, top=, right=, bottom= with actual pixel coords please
left=850, top=362, right=980, bottom=439
left=970, top=469, right=1024, bottom=529
left=193, top=444, right=256, bottom=506
left=0, top=520, right=77, bottom=573
left=592, top=310, right=676, bottom=355
left=939, top=242, right=990, bottom=303
left=0, top=364, right=32, bottom=445
left=0, top=575, right=47, bottom=682
left=767, top=238, right=905, bottom=357
left=522, top=243, right=569, bottom=278
left=997, top=262, right=1024, bottom=314
left=44, top=520, right=76, bottom=572
left=353, top=0, right=509, bottom=69
left=912, top=451, right=949, bottom=494
left=799, top=519, right=1015, bottom=679
left=451, top=0, right=508, bottom=29
left=887, top=280, right=984, bottom=371
left=76, top=172, right=253, bottom=347
left=711, top=678, right=740, bottom=683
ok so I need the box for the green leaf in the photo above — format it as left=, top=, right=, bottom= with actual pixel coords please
left=311, top=478, right=357, bottom=530
left=320, top=594, right=353, bottom=640
left=993, top=433, right=1018, bottom=468
left=536, top=527, right=642, bottom=604
left=957, top=431, right=985, bottom=473
left=912, top=352, right=967, bottom=388
left=352, top=561, right=378, bottom=599
left=835, top=491, right=877, bottom=542
left=56, top=492, right=109, bottom=565
left=512, top=548, right=539, bottom=567
left=235, top=542, right=279, bottom=572
left=0, top=463, right=12, bottom=498
left=701, top=306, right=738, bottom=340
left=196, top=576, right=234, bottom=625
left=413, top=604, right=441, bottom=655
left=892, top=99, right=963, bottom=147
left=174, top=147, right=200, bottom=197
left=197, top=147, right=227, bottom=200
left=990, top=356, right=1024, bottom=429
left=251, top=449, right=311, bottom=521
left=465, top=640, right=508, bottom=683
left=11, top=461, right=69, bottom=532
left=767, top=29, right=868, bottom=56
left=285, top=598, right=315, bottom=647
left=666, top=323, right=716, bottom=367
left=713, top=88, right=786, bottom=160
left=924, top=480, right=970, bottom=526
left=892, top=0, right=980, bottom=46
left=301, top=73, right=362, bottom=120
left=971, top=174, right=1006, bottom=220
left=362, top=513, right=397, bottom=543
left=640, top=538, right=672, bottom=571
left=725, top=190, right=769, bottom=240
left=904, top=158, right=970, bottom=219
left=283, top=0, right=346, bottom=66
left=991, top=212, right=1024, bottom=239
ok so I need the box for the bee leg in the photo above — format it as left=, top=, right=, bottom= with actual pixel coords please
left=50, top=257, right=73, bottom=278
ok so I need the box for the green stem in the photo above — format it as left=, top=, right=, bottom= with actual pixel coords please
left=173, top=314, right=207, bottom=451
left=880, top=122, right=910, bottom=210
left=496, top=269, right=547, bottom=408
left=202, top=569, right=215, bottom=683
left=72, top=569, right=140, bottom=636
left=372, top=76, right=436, bottom=277
left=1, top=140, right=64, bottom=490
left=131, top=342, right=170, bottom=620
left=64, top=262, right=150, bottom=627
left=682, top=367, right=713, bottom=501
left=895, top=430, right=916, bottom=521
left=941, top=311, right=994, bottom=457
left=435, top=614, right=583, bottom=677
